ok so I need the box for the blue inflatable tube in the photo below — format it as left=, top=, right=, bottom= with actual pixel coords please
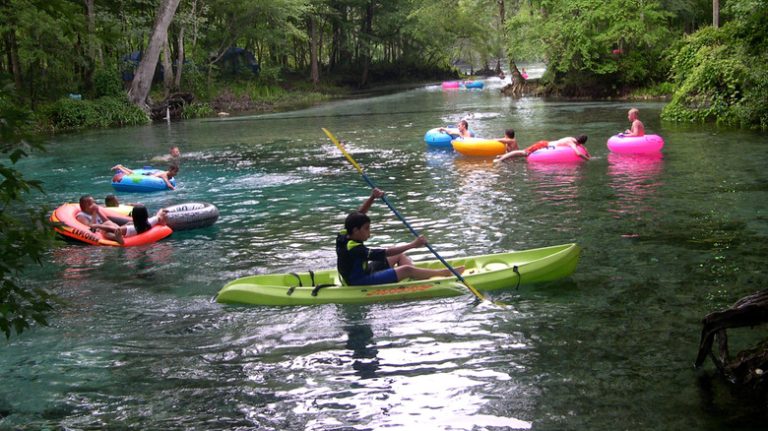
left=424, top=127, right=477, bottom=148
left=424, top=128, right=453, bottom=147
left=462, top=80, right=484, bottom=89
left=111, top=168, right=176, bottom=192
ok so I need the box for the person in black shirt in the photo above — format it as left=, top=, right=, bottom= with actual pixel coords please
left=336, top=188, right=463, bottom=286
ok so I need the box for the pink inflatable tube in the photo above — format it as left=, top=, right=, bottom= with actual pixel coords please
left=527, top=146, right=586, bottom=163
left=607, top=134, right=664, bottom=154
left=441, top=81, right=460, bottom=89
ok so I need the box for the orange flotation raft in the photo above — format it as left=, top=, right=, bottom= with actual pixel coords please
left=50, top=203, right=172, bottom=247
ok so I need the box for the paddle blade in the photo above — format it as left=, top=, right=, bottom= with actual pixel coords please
left=322, top=128, right=364, bottom=174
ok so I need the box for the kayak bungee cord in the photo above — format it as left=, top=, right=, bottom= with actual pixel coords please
left=322, top=127, right=493, bottom=305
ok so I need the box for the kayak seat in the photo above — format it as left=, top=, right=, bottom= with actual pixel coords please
left=283, top=271, right=338, bottom=296
left=482, top=261, right=509, bottom=272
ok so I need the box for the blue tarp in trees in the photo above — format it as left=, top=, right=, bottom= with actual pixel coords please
left=121, top=51, right=165, bottom=82
left=220, top=47, right=260, bottom=76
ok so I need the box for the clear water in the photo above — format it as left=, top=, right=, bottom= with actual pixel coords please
left=3, top=82, right=768, bottom=430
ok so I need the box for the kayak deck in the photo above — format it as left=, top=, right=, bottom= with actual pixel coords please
left=217, top=243, right=581, bottom=306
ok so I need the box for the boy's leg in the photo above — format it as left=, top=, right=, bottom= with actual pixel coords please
left=394, top=265, right=465, bottom=281
left=387, top=253, right=413, bottom=268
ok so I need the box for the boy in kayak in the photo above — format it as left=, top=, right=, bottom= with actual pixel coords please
left=336, top=188, right=463, bottom=286
left=623, top=108, right=645, bottom=137
left=494, top=135, right=590, bottom=163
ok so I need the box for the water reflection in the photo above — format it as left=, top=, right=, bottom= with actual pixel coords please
left=451, top=157, right=508, bottom=248
left=121, top=242, right=176, bottom=278
left=52, top=244, right=108, bottom=280
left=606, top=153, right=664, bottom=225
left=526, top=162, right=584, bottom=210
left=341, top=308, right=380, bottom=379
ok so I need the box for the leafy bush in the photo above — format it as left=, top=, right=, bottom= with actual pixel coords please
left=43, top=98, right=101, bottom=131
left=662, top=20, right=767, bottom=129
left=93, top=66, right=124, bottom=98
left=256, top=65, right=282, bottom=85
left=181, top=61, right=211, bottom=99
left=41, top=96, right=148, bottom=132
left=182, top=102, right=214, bottom=119
left=0, top=90, right=56, bottom=339
left=94, top=96, right=150, bottom=127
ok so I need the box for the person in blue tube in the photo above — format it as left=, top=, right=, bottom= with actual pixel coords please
left=438, top=120, right=472, bottom=139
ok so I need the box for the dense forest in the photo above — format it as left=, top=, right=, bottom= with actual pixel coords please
left=1, top=0, right=767, bottom=336
left=0, top=0, right=766, bottom=131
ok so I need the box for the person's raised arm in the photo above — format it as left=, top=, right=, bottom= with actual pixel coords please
left=358, top=188, right=384, bottom=213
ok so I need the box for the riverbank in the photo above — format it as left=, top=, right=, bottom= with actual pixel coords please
left=31, top=75, right=456, bottom=134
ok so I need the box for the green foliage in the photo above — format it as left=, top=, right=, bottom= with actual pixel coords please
left=0, top=88, right=56, bottom=340
left=93, top=66, right=124, bottom=98
left=662, top=6, right=768, bottom=129
left=629, top=81, right=675, bottom=98
left=181, top=102, right=214, bottom=119
left=508, top=0, right=675, bottom=96
left=256, top=65, right=282, bottom=85
left=93, top=96, right=151, bottom=127
left=41, top=96, right=149, bottom=132
left=3, top=0, right=86, bottom=102
left=180, top=62, right=211, bottom=100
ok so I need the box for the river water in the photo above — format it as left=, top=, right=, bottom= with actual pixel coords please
left=3, top=80, right=768, bottom=430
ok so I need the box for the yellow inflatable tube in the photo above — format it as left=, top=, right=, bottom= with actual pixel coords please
left=451, top=137, right=506, bottom=156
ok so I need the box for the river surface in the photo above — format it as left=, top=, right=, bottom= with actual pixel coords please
left=3, top=80, right=768, bottom=430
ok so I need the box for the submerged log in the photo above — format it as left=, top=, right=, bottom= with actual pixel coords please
left=696, top=289, right=768, bottom=391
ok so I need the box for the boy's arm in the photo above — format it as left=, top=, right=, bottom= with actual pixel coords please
left=358, top=188, right=384, bottom=213
left=158, top=173, right=175, bottom=190
left=386, top=235, right=426, bottom=256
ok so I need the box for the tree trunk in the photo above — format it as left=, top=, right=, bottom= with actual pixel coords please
left=712, top=0, right=719, bottom=28
left=174, top=26, right=185, bottom=89
left=4, top=30, right=23, bottom=96
left=359, top=1, right=374, bottom=88
left=162, top=35, right=174, bottom=97
left=309, top=16, right=320, bottom=86
left=128, top=0, right=181, bottom=112
left=83, top=0, right=96, bottom=92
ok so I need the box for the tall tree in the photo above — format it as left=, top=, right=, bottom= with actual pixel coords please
left=128, top=0, right=181, bottom=111
left=359, top=0, right=374, bottom=87
left=309, top=14, right=320, bottom=85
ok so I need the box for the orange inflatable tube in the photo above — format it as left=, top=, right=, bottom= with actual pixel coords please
left=50, top=203, right=172, bottom=247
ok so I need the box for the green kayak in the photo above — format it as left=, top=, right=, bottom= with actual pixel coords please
left=216, top=243, right=581, bottom=306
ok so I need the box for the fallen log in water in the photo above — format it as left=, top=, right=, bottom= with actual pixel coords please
left=695, top=289, right=768, bottom=392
